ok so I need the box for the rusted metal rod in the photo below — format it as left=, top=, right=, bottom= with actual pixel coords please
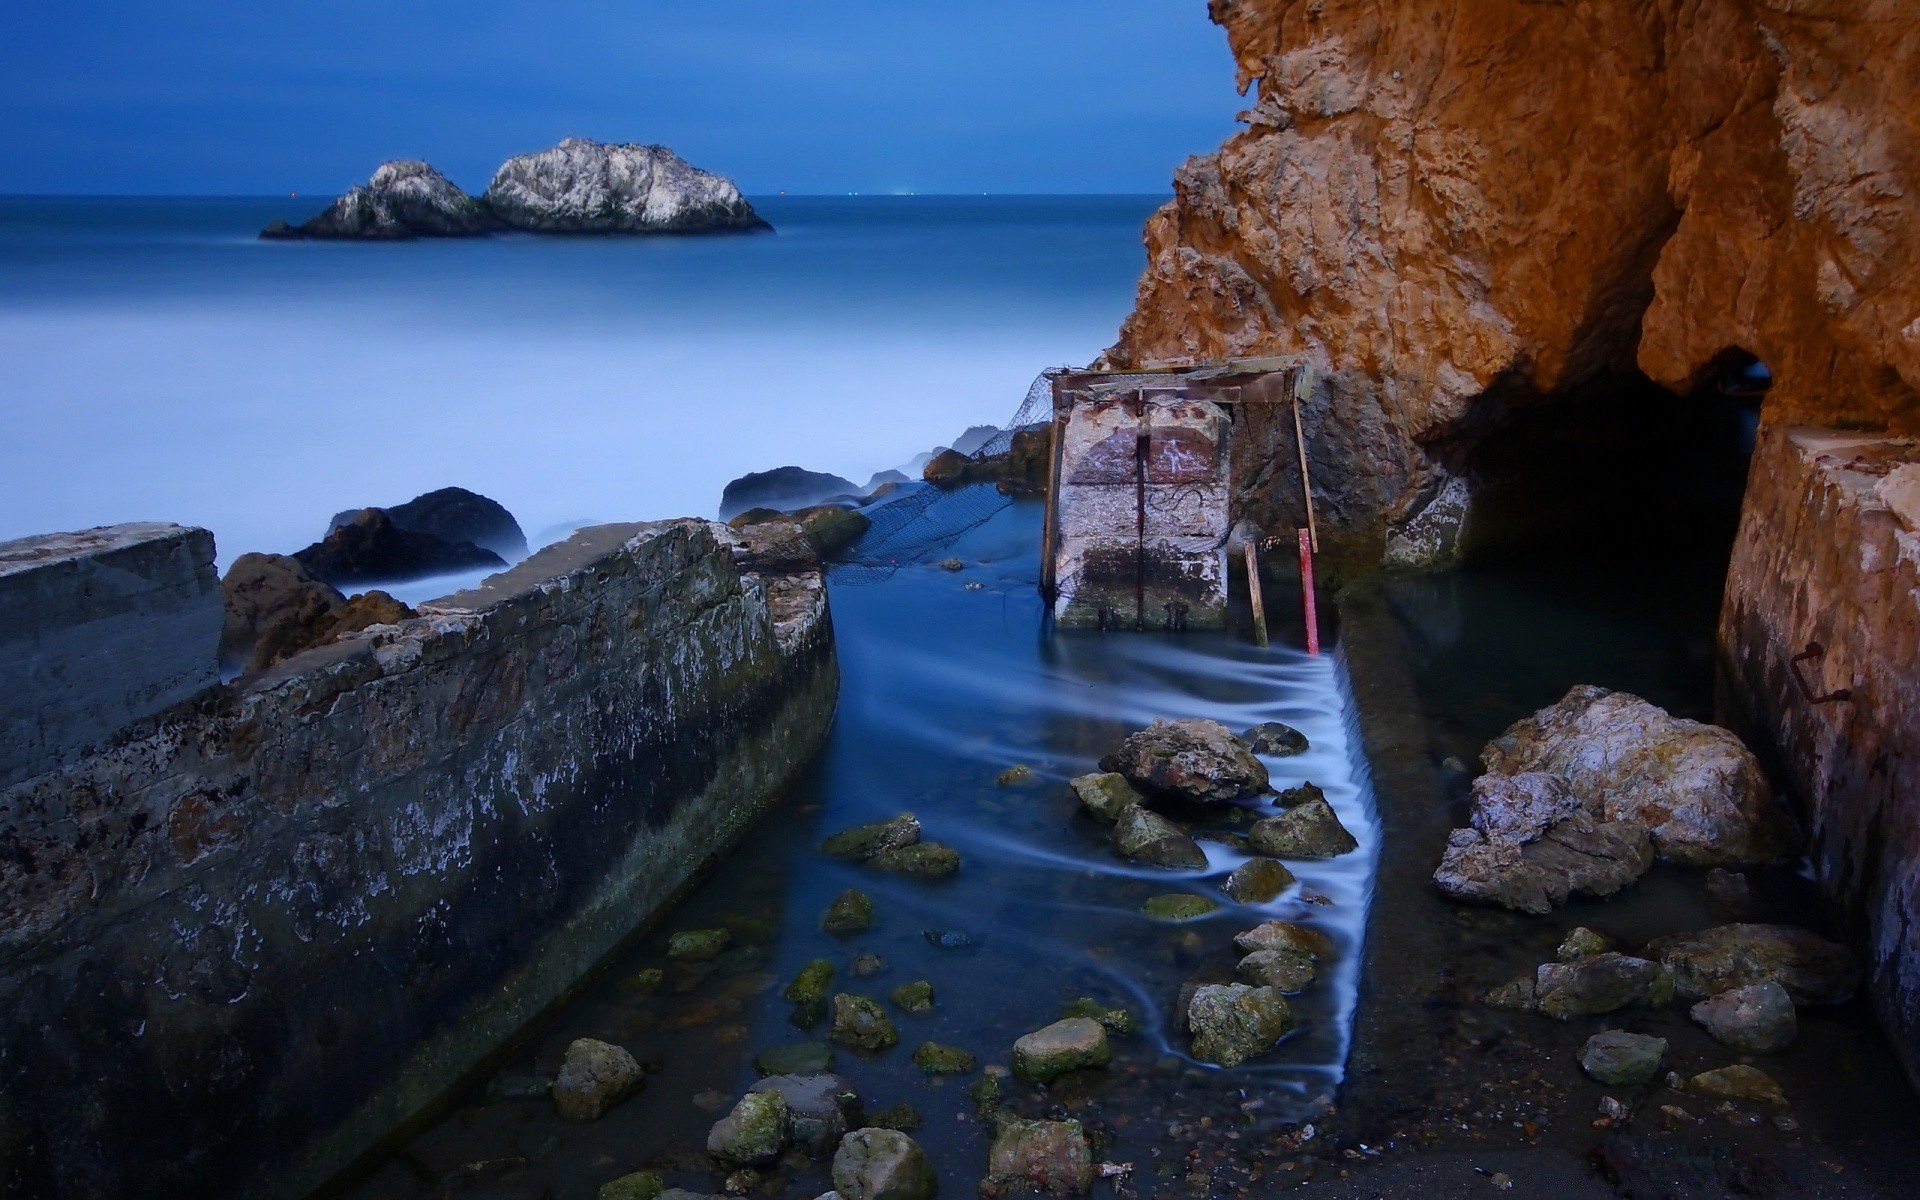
left=1298, top=527, right=1319, bottom=656
left=1292, top=392, right=1319, bottom=554
left=1244, top=539, right=1268, bottom=647
left=1789, top=642, right=1853, bottom=705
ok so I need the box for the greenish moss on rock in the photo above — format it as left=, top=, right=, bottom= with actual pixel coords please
left=888, top=980, right=935, bottom=1014
left=1142, top=893, right=1220, bottom=921
left=1242, top=722, right=1309, bottom=757
left=667, top=928, right=732, bottom=960
left=996, top=764, right=1035, bottom=786
left=1111, top=804, right=1208, bottom=870
left=1557, top=927, right=1614, bottom=961
left=598, top=1170, right=666, bottom=1200
left=830, top=993, right=899, bottom=1052
left=968, top=1067, right=1007, bottom=1116
left=1221, top=857, right=1296, bottom=903
left=1062, top=997, right=1140, bottom=1035
left=832, top=1128, right=936, bottom=1200
left=1012, top=1017, right=1111, bottom=1083
left=869, top=842, right=960, bottom=878
left=749, top=1072, right=862, bottom=1155
left=786, top=959, right=836, bottom=1006
left=754, top=1042, right=834, bottom=1076
left=913, top=1041, right=976, bottom=1075
left=1688, top=1063, right=1788, bottom=1107
left=820, top=814, right=922, bottom=861
left=868, top=1103, right=922, bottom=1131
left=1578, top=1030, right=1667, bottom=1085
left=984, top=1118, right=1093, bottom=1197
left=707, top=1090, right=789, bottom=1165
left=1187, top=983, right=1293, bottom=1067
left=1236, top=948, right=1316, bottom=993
left=822, top=888, right=875, bottom=935
left=1069, top=772, right=1143, bottom=821
left=619, top=967, right=665, bottom=997
left=1248, top=796, right=1357, bottom=859
left=552, top=1038, right=645, bottom=1122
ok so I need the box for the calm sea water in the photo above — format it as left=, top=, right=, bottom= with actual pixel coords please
left=0, top=195, right=1163, bottom=562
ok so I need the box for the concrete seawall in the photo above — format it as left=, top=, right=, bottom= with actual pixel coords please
left=1720, top=427, right=1920, bottom=1092
left=0, top=519, right=837, bottom=1200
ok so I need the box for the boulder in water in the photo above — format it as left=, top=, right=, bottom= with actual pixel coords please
left=1432, top=813, right=1652, bottom=914
left=1534, top=953, right=1672, bottom=1018
left=720, top=466, right=862, bottom=520
left=1069, top=772, right=1143, bottom=821
left=485, top=137, right=771, bottom=234
left=1643, top=923, right=1861, bottom=1006
left=1233, top=920, right=1334, bottom=959
left=982, top=1118, right=1094, bottom=1196
left=1248, top=796, right=1357, bottom=859
left=331, top=486, right=527, bottom=561
left=1579, top=1030, right=1667, bottom=1085
left=831, top=1128, right=935, bottom=1200
left=707, top=1090, right=789, bottom=1165
left=1236, top=948, right=1316, bottom=992
left=1187, top=983, right=1294, bottom=1066
left=1012, top=1017, right=1110, bottom=1083
left=1690, top=980, right=1798, bottom=1052
left=260, top=160, right=499, bottom=239
left=921, top=427, right=1052, bottom=496
left=1100, top=718, right=1268, bottom=803
left=551, top=1038, right=644, bottom=1121
left=1241, top=721, right=1309, bottom=757
left=887, top=980, right=934, bottom=1015
left=1110, top=805, right=1208, bottom=870
left=294, top=508, right=503, bottom=588
left=1688, top=1064, right=1788, bottom=1107
left=1221, top=857, right=1296, bottom=903
left=829, top=994, right=898, bottom=1052
left=821, top=888, right=873, bottom=935
left=867, top=842, right=959, bottom=879
left=911, top=1041, right=974, bottom=1075
left=747, top=1072, right=861, bottom=1156
left=793, top=506, right=871, bottom=557
left=820, top=814, right=922, bottom=861
left=1141, top=894, right=1219, bottom=921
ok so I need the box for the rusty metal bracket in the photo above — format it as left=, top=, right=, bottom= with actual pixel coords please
left=1789, top=642, right=1853, bottom=705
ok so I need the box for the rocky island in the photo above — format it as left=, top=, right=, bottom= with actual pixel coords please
left=261, top=136, right=770, bottom=240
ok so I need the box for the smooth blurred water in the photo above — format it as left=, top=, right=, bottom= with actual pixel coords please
left=0, top=195, right=1164, bottom=564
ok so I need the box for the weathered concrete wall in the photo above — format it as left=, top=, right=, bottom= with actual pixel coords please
left=1719, top=427, right=1920, bottom=1090
left=0, top=523, right=220, bottom=790
left=0, top=519, right=836, bottom=1200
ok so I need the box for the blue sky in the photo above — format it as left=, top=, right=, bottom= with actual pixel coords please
left=0, top=1, right=1242, bottom=195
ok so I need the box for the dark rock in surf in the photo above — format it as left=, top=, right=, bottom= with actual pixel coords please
left=791, top=506, right=870, bottom=557
left=1111, top=805, right=1209, bottom=870
left=484, top=137, right=771, bottom=234
left=295, top=508, right=504, bottom=588
left=1644, top=923, right=1861, bottom=1006
left=746, top=1072, right=861, bottom=1155
left=1241, top=721, right=1309, bottom=756
left=1534, top=952, right=1673, bottom=1018
left=721, top=467, right=862, bottom=520
left=1248, top=796, right=1357, bottom=859
left=1100, top=718, right=1269, bottom=803
left=921, top=427, right=1051, bottom=496
left=260, top=160, right=499, bottom=240
left=820, top=814, right=921, bottom=861
left=331, top=485, right=527, bottom=561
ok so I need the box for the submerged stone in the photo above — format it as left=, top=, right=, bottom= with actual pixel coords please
left=668, top=928, right=732, bottom=960
left=1241, top=721, right=1309, bottom=757
left=1187, top=983, right=1294, bottom=1067
left=1690, top=980, right=1798, bottom=1052
left=821, top=815, right=922, bottom=861
left=786, top=959, right=836, bottom=1007
left=832, top=1128, right=935, bottom=1200
left=1142, top=893, right=1220, bottom=921
left=923, top=929, right=973, bottom=950
left=996, top=764, right=1036, bottom=786
left=1101, top=717, right=1269, bottom=802
left=1111, top=804, right=1208, bottom=870
left=913, top=1041, right=976, bottom=1075
left=983, top=1117, right=1094, bottom=1196
left=1579, top=1030, right=1667, bottom=1085
left=598, top=1171, right=666, bottom=1200
left=1061, top=997, right=1141, bottom=1035
left=1482, top=974, right=1539, bottom=1011
left=1644, top=923, right=1862, bottom=1006
left=1221, top=857, right=1296, bottom=903
left=1535, top=953, right=1672, bottom=1019
left=868, top=1103, right=922, bottom=1131
left=1689, top=1064, right=1788, bottom=1107
left=1248, top=796, right=1357, bottom=859
left=888, top=980, right=935, bottom=1015
left=1069, top=772, right=1143, bottom=821
left=1232, top=920, right=1334, bottom=960
left=552, top=1038, right=645, bottom=1122
left=708, top=1090, right=790, bottom=1166
left=1236, top=948, right=1316, bottom=993
left=868, top=842, right=960, bottom=878
left=1558, top=927, right=1615, bottom=961
left=1273, top=781, right=1328, bottom=809
left=755, top=1042, right=835, bottom=1077
left=969, top=1067, right=1007, bottom=1116
left=1013, top=1017, right=1112, bottom=1083
left=830, top=994, right=899, bottom=1052
left=748, top=1072, right=862, bottom=1155
left=822, top=888, right=874, bottom=935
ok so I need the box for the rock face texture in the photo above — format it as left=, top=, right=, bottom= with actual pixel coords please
left=485, top=137, right=771, bottom=233
left=1104, top=0, right=1920, bottom=569
left=260, top=160, right=499, bottom=239
left=0, top=520, right=836, bottom=1200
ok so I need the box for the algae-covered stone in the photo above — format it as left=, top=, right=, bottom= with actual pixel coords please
left=1221, top=857, right=1297, bottom=903
left=1644, top=923, right=1861, bottom=1006
left=1688, top=1064, right=1788, bottom=1107
left=1535, top=953, right=1671, bottom=1019
left=823, top=888, right=875, bottom=935
left=1142, top=893, right=1220, bottom=921
left=553, top=1037, right=645, bottom=1121
left=749, top=1072, right=862, bottom=1154
left=1013, top=1017, right=1112, bottom=1083
left=1236, top=948, right=1316, bottom=993
left=1100, top=717, right=1269, bottom=802
left=996, top=764, right=1035, bottom=786
left=1578, top=1030, right=1667, bottom=1085
left=913, top=1041, right=976, bottom=1075
left=1241, top=721, right=1309, bottom=757
left=755, top=1042, right=835, bottom=1076
left=1248, top=796, right=1357, bottom=859
left=599, top=1171, right=666, bottom=1200
left=786, top=959, right=836, bottom=1006
left=708, top=1090, right=790, bottom=1165
left=830, top=994, right=899, bottom=1052
left=1069, top=772, right=1143, bottom=821
left=1061, top=997, right=1140, bottom=1035
left=821, top=815, right=922, bottom=861
left=832, top=1128, right=936, bottom=1200
left=868, top=1103, right=922, bottom=1131
left=851, top=952, right=885, bottom=977
left=1690, top=980, right=1797, bottom=1052
left=869, top=842, right=960, bottom=879
left=1558, top=927, right=1614, bottom=961
left=668, top=928, right=732, bottom=960
left=1273, top=780, right=1328, bottom=808
left=984, top=1117, right=1094, bottom=1195
left=888, top=980, right=935, bottom=1014
left=969, top=1067, right=1007, bottom=1116
left=1187, top=983, right=1294, bottom=1066
left=1111, top=804, right=1208, bottom=870
left=619, top=967, right=666, bottom=997
left=1482, top=974, right=1539, bottom=1011
left=1232, top=920, right=1334, bottom=960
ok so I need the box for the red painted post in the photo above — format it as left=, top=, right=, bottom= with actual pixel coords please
left=1298, top=527, right=1320, bottom=656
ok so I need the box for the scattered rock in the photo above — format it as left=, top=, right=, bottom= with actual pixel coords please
left=850, top=953, right=885, bottom=977
left=1597, top=1096, right=1630, bottom=1121
left=1688, top=1064, right=1788, bottom=1107
left=1220, top=857, right=1296, bottom=903
left=888, top=981, right=935, bottom=1015
left=969, top=1067, right=1008, bottom=1116
left=1248, top=796, right=1357, bottom=859
left=1069, top=772, right=1142, bottom=821
left=552, top=1038, right=645, bottom=1121
left=868, top=1104, right=922, bottom=1132
left=755, top=1043, right=835, bottom=1077
left=922, top=427, right=1051, bottom=496
left=785, top=960, right=836, bottom=1007
left=218, top=553, right=421, bottom=673
left=1578, top=1030, right=1667, bottom=1085
left=983, top=1117, right=1094, bottom=1196
left=1061, top=998, right=1140, bottom=1035
left=1236, top=949, right=1316, bottom=993
left=749, top=1073, right=862, bottom=1155
left=294, top=507, right=503, bottom=588
left=1142, top=894, right=1219, bottom=921
left=485, top=137, right=770, bottom=234
left=1481, top=685, right=1797, bottom=864
left=1013, top=1018, right=1112, bottom=1083
left=923, top=929, right=972, bottom=950
left=936, top=557, right=965, bottom=571
left=1645, top=923, right=1862, bottom=1006
left=793, top=506, right=870, bottom=558
left=1534, top=953, right=1672, bottom=1018
left=1111, top=805, right=1208, bottom=870
left=720, top=467, right=861, bottom=520
left=1689, top=980, right=1797, bottom=1052
left=337, top=486, right=527, bottom=560
left=822, top=889, right=874, bottom=935
left=1482, top=975, right=1539, bottom=1011
left=261, top=160, right=499, bottom=239
left=1433, top=813, right=1651, bottom=914
left=830, top=994, right=898, bottom=1052
left=1470, top=771, right=1590, bottom=842
left=821, top=815, right=922, bottom=861
left=669, top=929, right=732, bottom=960
left=913, top=1042, right=976, bottom=1075
left=1704, top=868, right=1759, bottom=917
left=1233, top=921, right=1335, bottom=959
left=1557, top=927, right=1614, bottom=961
left=1099, top=718, right=1269, bottom=803
left=868, top=842, right=960, bottom=879
left=1273, top=781, right=1328, bottom=809
left=1240, top=721, right=1309, bottom=757
left=831, top=1128, right=936, bottom=1200
left=598, top=1170, right=666, bottom=1200
left=486, top=1073, right=553, bottom=1102
left=1187, top=983, right=1294, bottom=1066
left=996, top=764, right=1035, bottom=786
left=709, top=1091, right=790, bottom=1165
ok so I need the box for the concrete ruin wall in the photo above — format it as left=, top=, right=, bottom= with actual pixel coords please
left=1719, top=427, right=1920, bottom=1090
left=1051, top=393, right=1232, bottom=629
left=0, top=520, right=837, bottom=1200
left=0, top=523, right=221, bottom=790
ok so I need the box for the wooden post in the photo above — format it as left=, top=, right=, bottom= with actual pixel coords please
left=1292, top=394, right=1319, bottom=554
left=1038, top=410, right=1066, bottom=601
left=1244, top=539, right=1268, bottom=647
